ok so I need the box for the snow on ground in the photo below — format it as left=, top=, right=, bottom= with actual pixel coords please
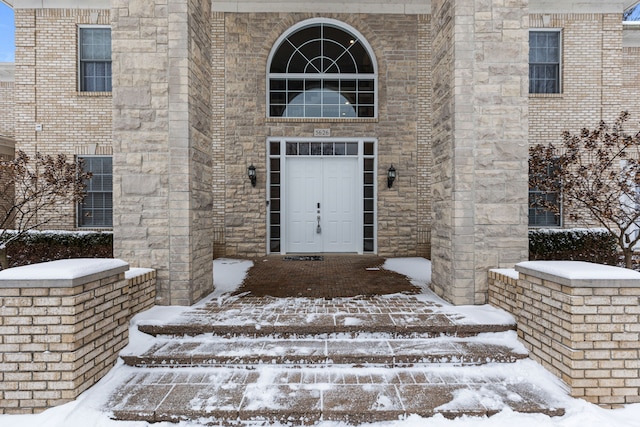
left=210, top=258, right=253, bottom=298
left=382, top=258, right=515, bottom=326
left=1, top=257, right=639, bottom=427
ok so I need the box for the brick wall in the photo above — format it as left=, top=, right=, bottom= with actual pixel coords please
left=416, top=14, right=432, bottom=259
left=622, top=47, right=640, bottom=124
left=529, top=13, right=626, bottom=229
left=431, top=0, right=529, bottom=305
left=211, top=11, right=226, bottom=258
left=489, top=263, right=640, bottom=407
left=0, top=145, right=16, bottom=230
left=0, top=81, right=14, bottom=138
left=13, top=8, right=112, bottom=230
left=0, top=260, right=156, bottom=414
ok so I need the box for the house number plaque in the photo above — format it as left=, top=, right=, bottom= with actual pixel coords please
left=314, top=129, right=331, bottom=137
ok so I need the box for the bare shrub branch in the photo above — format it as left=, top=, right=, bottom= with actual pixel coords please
left=530, top=111, right=640, bottom=268
left=0, top=151, right=92, bottom=268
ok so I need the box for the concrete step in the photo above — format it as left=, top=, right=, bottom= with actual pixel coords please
left=121, top=334, right=528, bottom=368
left=136, top=295, right=516, bottom=339
left=106, top=296, right=566, bottom=424
left=106, top=363, right=566, bottom=425
left=137, top=316, right=514, bottom=338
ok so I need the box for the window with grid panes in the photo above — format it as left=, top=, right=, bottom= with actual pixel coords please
left=268, top=20, right=377, bottom=118
left=529, top=159, right=561, bottom=227
left=79, top=27, right=112, bottom=92
left=529, top=30, right=561, bottom=94
left=78, top=156, right=113, bottom=227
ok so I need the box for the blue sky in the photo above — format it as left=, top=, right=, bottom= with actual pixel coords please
left=0, top=3, right=638, bottom=64
left=0, top=2, right=14, bottom=62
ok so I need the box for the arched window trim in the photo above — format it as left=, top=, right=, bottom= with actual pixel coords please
left=267, top=18, right=378, bottom=119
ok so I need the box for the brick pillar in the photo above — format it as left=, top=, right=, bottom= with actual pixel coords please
left=112, top=0, right=213, bottom=305
left=430, top=0, right=529, bottom=305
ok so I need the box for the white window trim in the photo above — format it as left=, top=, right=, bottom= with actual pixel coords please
left=266, top=137, right=378, bottom=255
left=78, top=25, right=112, bottom=93
left=77, top=154, right=113, bottom=229
left=529, top=28, right=563, bottom=95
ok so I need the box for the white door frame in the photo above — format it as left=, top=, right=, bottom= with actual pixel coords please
left=266, top=137, right=378, bottom=255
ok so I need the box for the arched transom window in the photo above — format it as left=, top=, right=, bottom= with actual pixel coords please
left=268, top=19, right=377, bottom=118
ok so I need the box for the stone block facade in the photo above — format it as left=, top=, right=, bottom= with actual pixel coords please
left=220, top=11, right=428, bottom=259
left=0, top=260, right=156, bottom=414
left=489, top=262, right=640, bottom=407
left=431, top=0, right=530, bottom=304
left=112, top=0, right=214, bottom=305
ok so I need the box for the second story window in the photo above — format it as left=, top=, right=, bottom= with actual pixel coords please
left=268, top=19, right=377, bottom=119
left=79, top=27, right=112, bottom=92
left=529, top=30, right=561, bottom=94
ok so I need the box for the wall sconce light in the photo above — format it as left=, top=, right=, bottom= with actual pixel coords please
left=248, top=164, right=257, bottom=187
left=387, top=165, right=396, bottom=189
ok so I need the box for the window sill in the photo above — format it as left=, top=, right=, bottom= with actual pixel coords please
left=529, top=93, right=563, bottom=99
left=266, top=117, right=378, bottom=124
left=76, top=91, right=112, bottom=97
left=75, top=227, right=113, bottom=231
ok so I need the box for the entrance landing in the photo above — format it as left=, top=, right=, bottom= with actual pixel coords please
left=234, top=255, right=419, bottom=298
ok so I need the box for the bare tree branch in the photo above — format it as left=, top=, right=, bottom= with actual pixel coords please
left=0, top=151, right=92, bottom=269
left=530, top=111, right=640, bottom=268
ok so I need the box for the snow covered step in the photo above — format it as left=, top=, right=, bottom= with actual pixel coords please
left=106, top=362, right=566, bottom=425
left=121, top=332, right=528, bottom=368
left=135, top=295, right=517, bottom=338
left=136, top=313, right=514, bottom=338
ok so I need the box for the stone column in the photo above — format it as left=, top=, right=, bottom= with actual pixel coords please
left=431, top=0, right=530, bottom=305
left=112, top=0, right=213, bottom=305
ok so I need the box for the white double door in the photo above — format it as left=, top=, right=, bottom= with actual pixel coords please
left=285, top=157, right=360, bottom=253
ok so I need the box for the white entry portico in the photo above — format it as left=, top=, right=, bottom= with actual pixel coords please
left=267, top=138, right=377, bottom=255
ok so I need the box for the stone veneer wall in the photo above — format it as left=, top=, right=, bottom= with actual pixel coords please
left=221, top=12, right=424, bottom=258
left=430, top=0, right=454, bottom=302
left=112, top=0, right=213, bottom=305
left=431, top=0, right=530, bottom=305
left=184, top=0, right=214, bottom=304
left=488, top=263, right=640, bottom=407
left=13, top=8, right=112, bottom=230
left=0, top=260, right=156, bottom=414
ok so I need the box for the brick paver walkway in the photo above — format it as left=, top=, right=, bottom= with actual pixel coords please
left=233, top=255, right=419, bottom=297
